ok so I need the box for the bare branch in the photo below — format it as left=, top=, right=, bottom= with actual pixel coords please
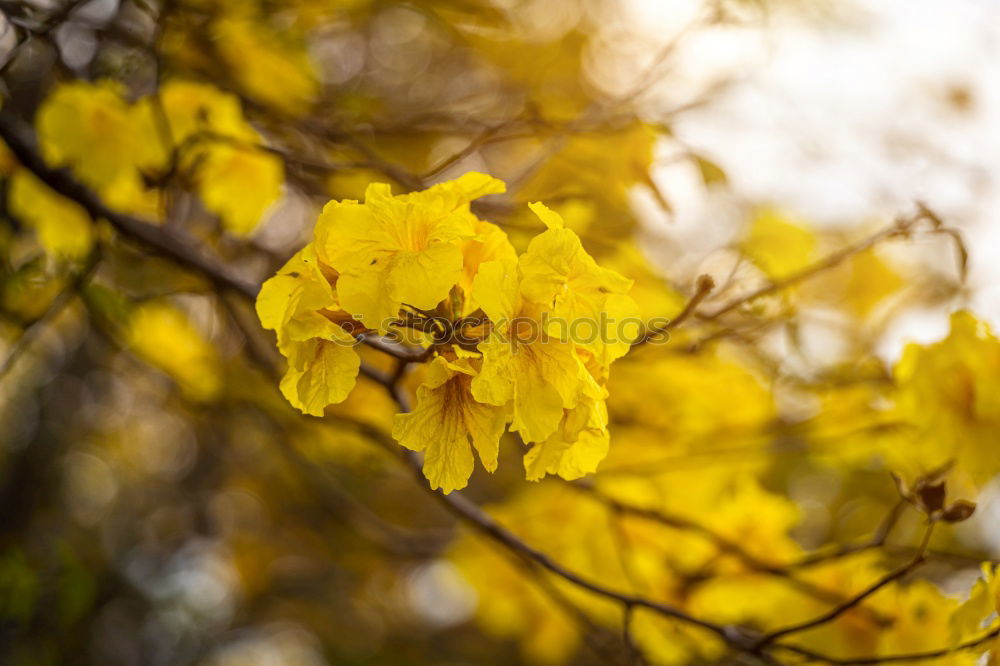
left=0, top=109, right=428, bottom=364
left=756, top=522, right=937, bottom=648
left=631, top=273, right=715, bottom=348
left=0, top=253, right=99, bottom=381
left=702, top=206, right=964, bottom=321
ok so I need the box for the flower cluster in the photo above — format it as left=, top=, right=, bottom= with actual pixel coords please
left=257, top=173, right=639, bottom=492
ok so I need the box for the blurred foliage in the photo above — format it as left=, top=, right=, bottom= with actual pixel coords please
left=0, top=1, right=994, bottom=666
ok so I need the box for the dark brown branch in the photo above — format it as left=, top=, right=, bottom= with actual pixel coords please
left=0, top=109, right=428, bottom=364
left=789, top=499, right=906, bottom=569
left=0, top=252, right=99, bottom=380
left=757, top=522, right=936, bottom=648
left=775, top=623, right=1000, bottom=665
left=573, top=481, right=898, bottom=617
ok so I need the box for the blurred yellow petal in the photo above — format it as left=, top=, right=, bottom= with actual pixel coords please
left=8, top=170, right=94, bottom=260
left=128, top=301, right=220, bottom=401
left=197, top=144, right=283, bottom=235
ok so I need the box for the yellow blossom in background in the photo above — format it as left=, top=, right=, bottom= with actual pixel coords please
left=195, top=144, right=283, bottom=236
left=743, top=206, right=817, bottom=279
left=8, top=170, right=94, bottom=260
left=127, top=301, right=220, bottom=401
left=212, top=15, right=319, bottom=115
left=890, top=311, right=1000, bottom=486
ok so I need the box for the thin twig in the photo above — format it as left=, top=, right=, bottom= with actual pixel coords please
left=774, top=623, right=1000, bottom=665
left=632, top=273, right=715, bottom=347
left=702, top=207, right=961, bottom=320
left=0, top=253, right=99, bottom=380
left=757, top=522, right=937, bottom=648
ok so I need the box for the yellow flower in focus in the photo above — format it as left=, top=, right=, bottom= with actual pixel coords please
left=315, top=172, right=504, bottom=332
left=393, top=356, right=509, bottom=493
left=257, top=245, right=361, bottom=416
left=519, top=202, right=639, bottom=364
left=523, top=394, right=610, bottom=481
left=471, top=260, right=602, bottom=444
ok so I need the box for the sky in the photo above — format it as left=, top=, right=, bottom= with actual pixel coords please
left=616, top=0, right=1000, bottom=355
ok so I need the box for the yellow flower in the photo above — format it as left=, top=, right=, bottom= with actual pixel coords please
left=212, top=15, right=319, bottom=115
left=519, top=203, right=639, bottom=364
left=256, top=244, right=361, bottom=416
left=742, top=206, right=816, bottom=280
left=36, top=81, right=138, bottom=192
left=36, top=80, right=154, bottom=215
left=471, top=260, right=601, bottom=443
left=891, top=311, right=1000, bottom=485
left=8, top=170, right=94, bottom=260
left=523, top=394, right=610, bottom=481
left=195, top=143, right=283, bottom=236
left=136, top=80, right=284, bottom=235
left=393, top=356, right=509, bottom=493
left=133, top=80, right=258, bottom=170
left=314, top=172, right=504, bottom=332
left=128, top=301, right=221, bottom=401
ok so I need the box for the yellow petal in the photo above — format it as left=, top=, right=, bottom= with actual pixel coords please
left=197, top=143, right=283, bottom=235
left=280, top=338, right=361, bottom=416
left=314, top=199, right=389, bottom=271
left=255, top=244, right=340, bottom=352
left=335, top=265, right=397, bottom=333
left=459, top=220, right=517, bottom=308
left=387, top=243, right=464, bottom=311
left=475, top=333, right=593, bottom=443
left=8, top=170, right=94, bottom=260
left=393, top=357, right=508, bottom=493
left=471, top=260, right=520, bottom=325
left=317, top=176, right=504, bottom=331
left=527, top=201, right=565, bottom=229
left=128, top=301, right=221, bottom=401
left=523, top=399, right=610, bottom=481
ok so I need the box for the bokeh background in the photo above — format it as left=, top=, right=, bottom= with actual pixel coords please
left=1, top=1, right=998, bottom=665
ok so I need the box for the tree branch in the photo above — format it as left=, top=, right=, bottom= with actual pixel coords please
left=702, top=207, right=965, bottom=321
left=756, top=522, right=936, bottom=648
left=0, top=109, right=428, bottom=363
